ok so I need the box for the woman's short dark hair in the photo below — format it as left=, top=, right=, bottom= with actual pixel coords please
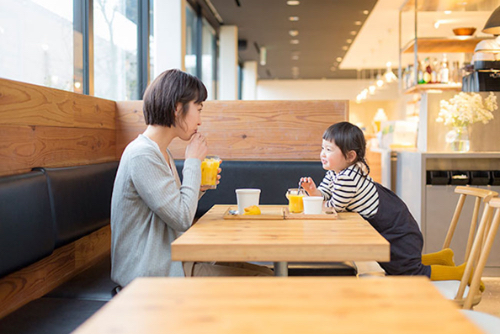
left=323, top=121, right=370, bottom=175
left=142, top=69, right=207, bottom=127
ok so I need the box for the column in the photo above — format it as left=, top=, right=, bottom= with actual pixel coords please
left=153, top=0, right=186, bottom=78
left=242, top=61, right=257, bottom=100
left=219, top=25, right=238, bottom=100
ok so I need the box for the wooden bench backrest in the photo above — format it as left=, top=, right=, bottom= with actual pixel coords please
left=116, top=100, right=349, bottom=160
left=0, top=78, right=117, bottom=177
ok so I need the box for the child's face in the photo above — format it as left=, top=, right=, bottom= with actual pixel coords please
left=320, top=139, right=353, bottom=173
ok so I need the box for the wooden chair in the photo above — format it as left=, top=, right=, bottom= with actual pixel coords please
left=424, top=186, right=498, bottom=264
left=463, top=197, right=500, bottom=309
left=432, top=196, right=499, bottom=308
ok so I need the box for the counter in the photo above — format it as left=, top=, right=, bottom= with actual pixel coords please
left=395, top=151, right=500, bottom=275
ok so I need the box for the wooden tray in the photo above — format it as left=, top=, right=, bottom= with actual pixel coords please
left=283, top=207, right=338, bottom=220
left=223, top=206, right=285, bottom=220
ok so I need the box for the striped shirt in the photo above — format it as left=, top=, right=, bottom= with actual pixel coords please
left=317, top=164, right=379, bottom=219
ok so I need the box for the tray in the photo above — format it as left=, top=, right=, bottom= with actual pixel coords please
left=222, top=206, right=285, bottom=220
left=283, top=207, right=338, bottom=220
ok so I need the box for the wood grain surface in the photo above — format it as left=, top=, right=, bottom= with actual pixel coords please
left=0, top=225, right=111, bottom=319
left=0, top=78, right=118, bottom=176
left=73, top=276, right=484, bottom=334
left=0, top=78, right=115, bottom=129
left=116, top=100, right=348, bottom=160
left=172, top=205, right=389, bottom=262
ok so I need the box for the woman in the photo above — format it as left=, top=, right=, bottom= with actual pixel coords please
left=111, top=69, right=271, bottom=287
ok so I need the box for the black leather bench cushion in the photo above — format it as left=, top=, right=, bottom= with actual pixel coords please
left=36, top=162, right=119, bottom=248
left=0, top=171, right=54, bottom=278
left=0, top=298, right=106, bottom=334
left=45, top=256, right=115, bottom=301
left=175, top=160, right=326, bottom=217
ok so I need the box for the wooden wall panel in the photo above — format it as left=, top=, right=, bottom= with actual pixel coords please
left=0, top=125, right=116, bottom=176
left=0, top=226, right=111, bottom=319
left=0, top=78, right=118, bottom=176
left=116, top=100, right=349, bottom=160
left=0, top=78, right=115, bottom=129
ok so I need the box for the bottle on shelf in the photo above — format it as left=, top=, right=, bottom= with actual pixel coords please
left=439, top=53, right=450, bottom=84
left=418, top=59, right=425, bottom=84
left=424, top=57, right=432, bottom=84
left=431, top=58, right=439, bottom=83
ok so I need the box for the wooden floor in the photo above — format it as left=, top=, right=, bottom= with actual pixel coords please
left=475, top=277, right=500, bottom=317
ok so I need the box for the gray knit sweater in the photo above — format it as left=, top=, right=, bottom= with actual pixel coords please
left=110, top=134, right=201, bottom=286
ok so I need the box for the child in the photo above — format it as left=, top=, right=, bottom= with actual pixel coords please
left=300, top=121, right=466, bottom=280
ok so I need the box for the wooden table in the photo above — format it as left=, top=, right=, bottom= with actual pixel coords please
left=73, top=277, right=484, bottom=334
left=172, top=205, right=390, bottom=276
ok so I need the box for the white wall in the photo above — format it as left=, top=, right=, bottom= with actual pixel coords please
left=256, top=79, right=399, bottom=101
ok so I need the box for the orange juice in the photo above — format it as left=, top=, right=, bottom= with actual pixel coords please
left=288, top=194, right=305, bottom=213
left=201, top=156, right=221, bottom=189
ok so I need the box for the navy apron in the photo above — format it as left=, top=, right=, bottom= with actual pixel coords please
left=366, top=183, right=431, bottom=277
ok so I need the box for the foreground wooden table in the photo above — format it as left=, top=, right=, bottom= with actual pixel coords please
left=73, top=277, right=484, bottom=334
left=172, top=205, right=390, bottom=276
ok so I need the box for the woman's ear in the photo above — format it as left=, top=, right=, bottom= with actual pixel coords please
left=347, top=150, right=357, bottom=164
left=174, top=103, right=183, bottom=117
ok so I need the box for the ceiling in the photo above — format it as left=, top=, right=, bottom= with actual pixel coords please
left=209, top=0, right=378, bottom=80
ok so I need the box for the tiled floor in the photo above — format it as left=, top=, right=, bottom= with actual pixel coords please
left=474, top=277, right=500, bottom=317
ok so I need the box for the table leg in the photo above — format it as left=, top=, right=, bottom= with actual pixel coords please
left=273, top=262, right=288, bottom=276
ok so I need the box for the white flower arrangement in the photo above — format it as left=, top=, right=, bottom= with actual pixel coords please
left=436, top=92, right=497, bottom=128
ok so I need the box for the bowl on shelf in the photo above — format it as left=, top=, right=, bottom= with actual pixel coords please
left=452, top=27, right=476, bottom=36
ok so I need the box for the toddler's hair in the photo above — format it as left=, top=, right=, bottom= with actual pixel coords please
left=323, top=122, right=370, bottom=176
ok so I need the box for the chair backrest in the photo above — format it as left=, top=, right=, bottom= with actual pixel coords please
left=462, top=197, right=500, bottom=309
left=443, top=186, right=497, bottom=263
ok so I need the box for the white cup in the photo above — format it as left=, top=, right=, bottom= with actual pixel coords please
left=235, top=189, right=261, bottom=214
left=302, top=196, right=324, bottom=215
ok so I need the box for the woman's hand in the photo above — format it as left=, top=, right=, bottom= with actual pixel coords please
left=299, top=177, right=322, bottom=196
left=186, top=132, right=208, bottom=161
left=200, top=167, right=222, bottom=191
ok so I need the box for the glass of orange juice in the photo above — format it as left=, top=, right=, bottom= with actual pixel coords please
left=201, top=155, right=221, bottom=189
left=286, top=188, right=306, bottom=213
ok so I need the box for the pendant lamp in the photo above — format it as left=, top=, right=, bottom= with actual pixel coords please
left=483, top=6, right=500, bottom=35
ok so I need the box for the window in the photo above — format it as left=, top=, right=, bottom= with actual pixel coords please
left=185, top=4, right=197, bottom=77
left=93, top=0, right=139, bottom=100
left=201, top=18, right=216, bottom=100
left=0, top=0, right=76, bottom=92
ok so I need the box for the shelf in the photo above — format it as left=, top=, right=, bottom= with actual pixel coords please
left=402, top=37, right=492, bottom=54
left=404, top=83, right=462, bottom=94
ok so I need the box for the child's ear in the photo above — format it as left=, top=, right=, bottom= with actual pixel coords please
left=347, top=150, right=357, bottom=164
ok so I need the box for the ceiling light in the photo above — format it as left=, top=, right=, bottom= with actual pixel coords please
left=287, top=0, right=300, bottom=5
left=354, top=21, right=362, bottom=25
left=363, top=10, right=369, bottom=15
left=346, top=39, right=353, bottom=43
left=368, top=85, right=376, bottom=95
left=336, top=57, right=342, bottom=62
left=291, top=55, right=299, bottom=60
left=444, top=10, right=452, bottom=14
left=384, top=62, right=398, bottom=83
left=290, top=39, right=299, bottom=44
left=434, top=20, right=440, bottom=29
left=289, top=16, right=299, bottom=21
left=289, top=30, right=299, bottom=37
left=342, top=46, right=348, bottom=50
left=350, top=31, right=357, bottom=35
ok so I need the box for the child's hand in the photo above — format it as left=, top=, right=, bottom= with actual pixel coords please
left=299, top=177, right=322, bottom=196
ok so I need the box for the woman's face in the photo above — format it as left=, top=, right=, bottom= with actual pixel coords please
left=320, top=139, right=353, bottom=173
left=175, top=101, right=203, bottom=140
